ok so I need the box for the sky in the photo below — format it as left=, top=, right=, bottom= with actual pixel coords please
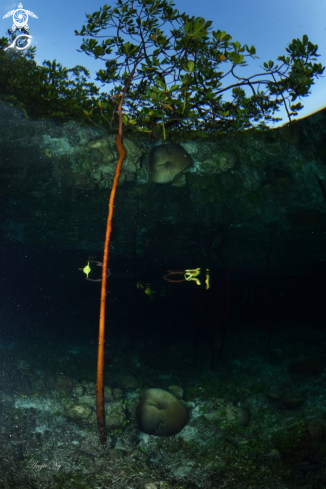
left=1, top=0, right=326, bottom=128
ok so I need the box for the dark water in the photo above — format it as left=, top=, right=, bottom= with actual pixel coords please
left=0, top=225, right=326, bottom=488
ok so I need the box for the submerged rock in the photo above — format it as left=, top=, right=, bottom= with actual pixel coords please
left=65, top=403, right=92, bottom=423
left=136, top=388, right=188, bottom=436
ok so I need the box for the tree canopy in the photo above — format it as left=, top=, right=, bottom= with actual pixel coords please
left=0, top=0, right=324, bottom=140
left=0, top=34, right=102, bottom=125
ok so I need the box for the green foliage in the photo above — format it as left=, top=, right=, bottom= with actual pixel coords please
left=0, top=0, right=324, bottom=140
left=74, top=0, right=324, bottom=138
left=0, top=36, right=102, bottom=124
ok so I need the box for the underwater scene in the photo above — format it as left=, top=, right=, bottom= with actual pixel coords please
left=1, top=0, right=326, bottom=488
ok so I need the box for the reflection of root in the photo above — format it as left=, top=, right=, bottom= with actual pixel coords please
left=163, top=270, right=186, bottom=283
left=85, top=259, right=111, bottom=282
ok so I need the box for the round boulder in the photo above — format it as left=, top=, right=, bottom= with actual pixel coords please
left=147, top=143, right=191, bottom=183
left=136, top=388, right=187, bottom=436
